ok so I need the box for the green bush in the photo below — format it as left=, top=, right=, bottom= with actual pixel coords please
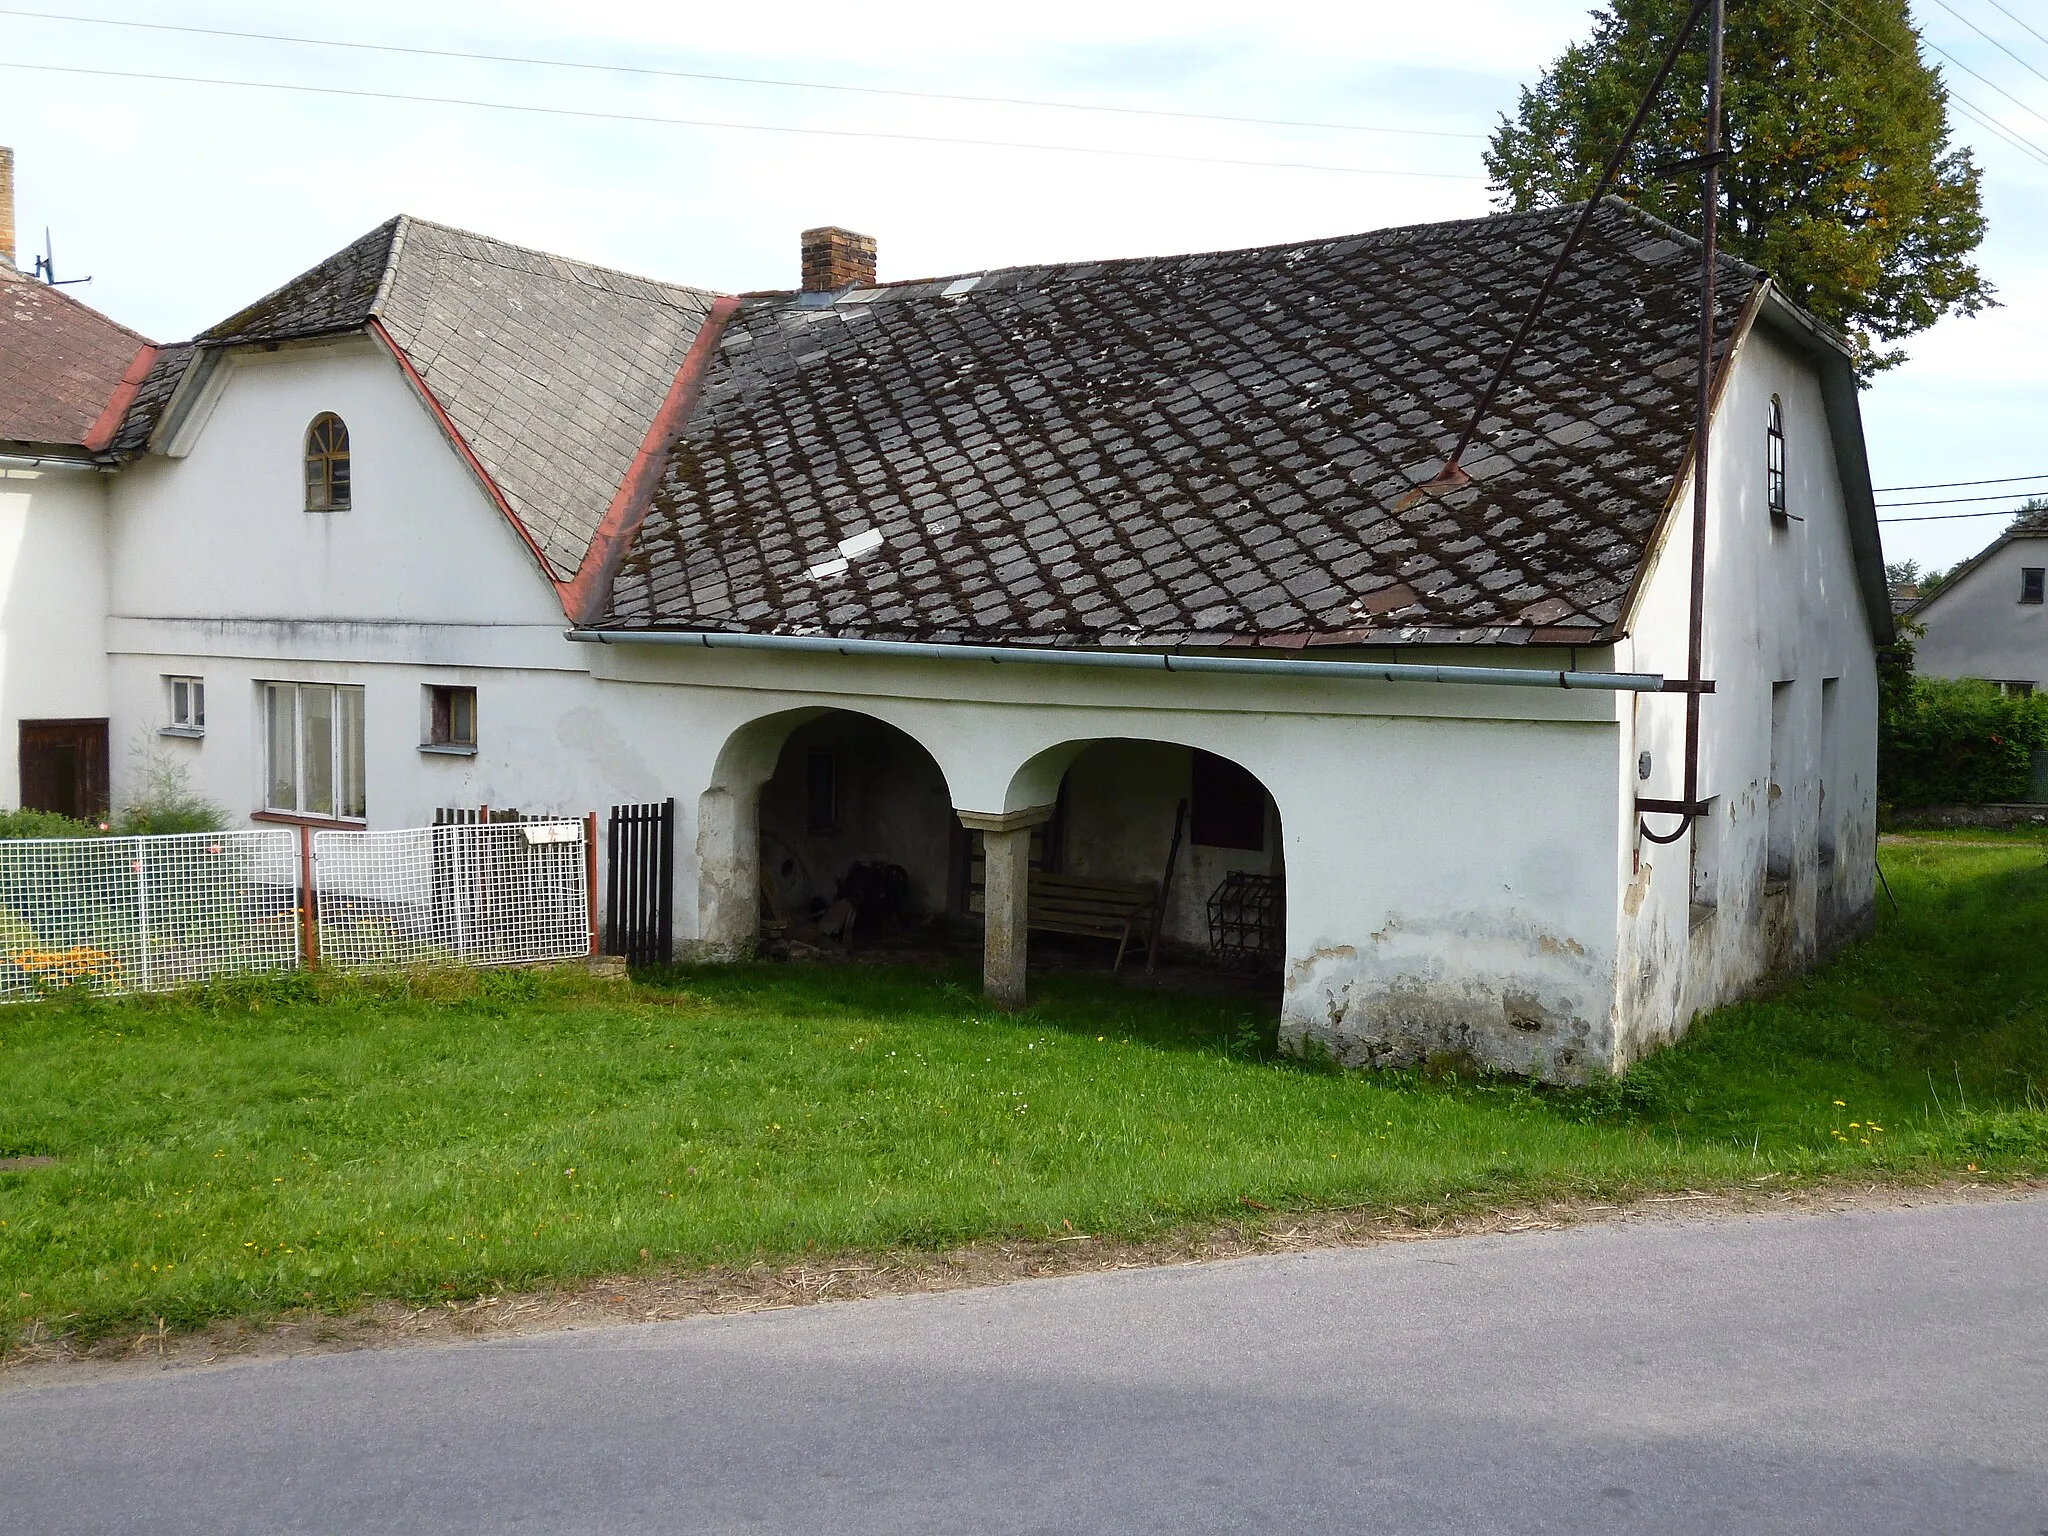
left=110, top=740, right=227, bottom=836
left=1881, top=676, right=2048, bottom=806
left=0, top=808, right=104, bottom=840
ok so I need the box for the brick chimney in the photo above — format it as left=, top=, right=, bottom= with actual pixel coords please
left=801, top=226, right=875, bottom=292
left=0, top=147, right=15, bottom=271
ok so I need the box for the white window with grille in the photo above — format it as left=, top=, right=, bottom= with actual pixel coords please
left=262, top=682, right=366, bottom=820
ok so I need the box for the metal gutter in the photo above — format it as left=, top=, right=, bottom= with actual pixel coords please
left=565, top=628, right=1690, bottom=692
left=0, top=450, right=104, bottom=472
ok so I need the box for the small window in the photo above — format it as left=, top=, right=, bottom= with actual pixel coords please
left=1996, top=680, right=2036, bottom=699
left=424, top=685, right=477, bottom=752
left=163, top=676, right=205, bottom=737
left=262, top=682, right=365, bottom=819
left=1190, top=749, right=1267, bottom=851
left=2022, top=567, right=2045, bottom=604
left=806, top=751, right=838, bottom=832
left=1766, top=395, right=1787, bottom=520
left=304, top=413, right=351, bottom=511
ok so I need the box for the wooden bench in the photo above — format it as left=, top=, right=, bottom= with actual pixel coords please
left=1027, top=872, right=1162, bottom=974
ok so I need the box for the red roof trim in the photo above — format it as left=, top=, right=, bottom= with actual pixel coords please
left=558, top=295, right=742, bottom=625
left=368, top=317, right=559, bottom=586
left=82, top=344, right=159, bottom=453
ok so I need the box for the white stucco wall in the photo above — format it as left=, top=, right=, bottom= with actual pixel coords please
left=0, top=460, right=111, bottom=808
left=1611, top=317, right=1881, bottom=1065
left=1911, top=533, right=2048, bottom=691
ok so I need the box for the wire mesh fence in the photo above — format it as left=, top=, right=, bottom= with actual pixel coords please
left=0, top=830, right=301, bottom=1000
left=313, top=820, right=591, bottom=971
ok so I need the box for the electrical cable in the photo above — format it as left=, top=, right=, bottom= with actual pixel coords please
left=1877, top=506, right=2041, bottom=522
left=1924, top=0, right=2048, bottom=93
left=1874, top=471, right=2048, bottom=490
left=1982, top=0, right=2048, bottom=54
left=1876, top=490, right=2048, bottom=507
left=0, top=61, right=1482, bottom=180
left=1794, top=0, right=2048, bottom=162
left=0, top=7, right=1488, bottom=141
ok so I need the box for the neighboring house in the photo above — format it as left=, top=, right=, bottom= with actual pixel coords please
left=1906, top=511, right=2048, bottom=697
left=0, top=150, right=1891, bottom=1079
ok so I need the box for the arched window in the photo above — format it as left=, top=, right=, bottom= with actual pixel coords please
left=1766, top=395, right=1786, bottom=519
left=304, top=413, right=351, bottom=511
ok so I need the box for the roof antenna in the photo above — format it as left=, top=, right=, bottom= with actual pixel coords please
left=1394, top=0, right=1715, bottom=513
left=33, top=228, right=92, bottom=288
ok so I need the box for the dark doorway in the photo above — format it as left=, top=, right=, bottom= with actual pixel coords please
left=19, top=719, right=109, bottom=821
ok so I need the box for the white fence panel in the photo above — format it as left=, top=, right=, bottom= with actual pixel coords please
left=0, top=831, right=300, bottom=999
left=314, top=820, right=590, bottom=971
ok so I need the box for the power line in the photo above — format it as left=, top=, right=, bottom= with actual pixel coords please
left=1924, top=0, right=2048, bottom=94
left=1795, top=0, right=2048, bottom=166
left=0, top=7, right=1489, bottom=142
left=1877, top=489, right=2048, bottom=507
left=0, top=61, right=1482, bottom=181
left=1874, top=471, right=2048, bottom=491
left=1982, top=0, right=2048, bottom=54
left=1877, top=506, right=2038, bottom=521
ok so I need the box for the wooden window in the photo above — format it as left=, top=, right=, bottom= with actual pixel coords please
left=262, top=682, right=365, bottom=819
left=2021, top=567, right=2044, bottom=605
left=806, top=751, right=838, bottom=832
left=425, top=685, right=477, bottom=750
left=164, top=676, right=205, bottom=736
left=1190, top=749, right=1266, bottom=851
left=1766, top=395, right=1787, bottom=520
left=304, top=413, right=351, bottom=511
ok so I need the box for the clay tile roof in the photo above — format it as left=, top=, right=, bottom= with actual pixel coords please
left=0, top=268, right=153, bottom=451
left=153, top=216, right=720, bottom=578
left=604, top=199, right=1767, bottom=647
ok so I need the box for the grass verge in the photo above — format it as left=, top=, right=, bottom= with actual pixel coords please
left=3, top=837, right=2045, bottom=1350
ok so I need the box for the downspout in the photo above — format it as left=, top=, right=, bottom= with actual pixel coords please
left=564, top=627, right=1697, bottom=693
left=1636, top=0, right=1725, bottom=845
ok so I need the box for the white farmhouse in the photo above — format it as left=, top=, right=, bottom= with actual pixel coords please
left=0, top=156, right=1892, bottom=1079
left=1907, top=509, right=2047, bottom=698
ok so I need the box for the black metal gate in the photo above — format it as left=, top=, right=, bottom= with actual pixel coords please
left=606, top=799, right=675, bottom=967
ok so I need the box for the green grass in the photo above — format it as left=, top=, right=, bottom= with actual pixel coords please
left=3, top=839, right=2045, bottom=1345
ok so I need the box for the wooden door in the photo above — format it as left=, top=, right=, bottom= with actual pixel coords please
left=18, top=719, right=110, bottom=821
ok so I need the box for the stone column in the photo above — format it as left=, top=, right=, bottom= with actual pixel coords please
left=958, top=806, right=1054, bottom=1009
left=695, top=785, right=759, bottom=961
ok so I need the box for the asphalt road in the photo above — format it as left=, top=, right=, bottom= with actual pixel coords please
left=4, top=1197, right=2045, bottom=1535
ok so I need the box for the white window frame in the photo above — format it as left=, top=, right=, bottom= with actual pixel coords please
left=261, top=681, right=366, bottom=820
left=162, top=676, right=206, bottom=738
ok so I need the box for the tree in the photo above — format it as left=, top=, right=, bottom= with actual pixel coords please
left=1486, top=0, right=1992, bottom=377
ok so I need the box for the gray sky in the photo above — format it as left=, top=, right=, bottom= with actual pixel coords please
left=4, top=0, right=2043, bottom=571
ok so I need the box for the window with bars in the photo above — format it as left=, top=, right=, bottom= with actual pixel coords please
left=1766, top=395, right=1787, bottom=520
left=304, top=413, right=352, bottom=511
left=263, top=682, right=366, bottom=819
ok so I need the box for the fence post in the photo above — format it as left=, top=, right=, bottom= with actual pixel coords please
left=133, top=838, right=152, bottom=992
left=298, top=823, right=319, bottom=969
left=584, top=812, right=599, bottom=954
left=659, top=797, right=676, bottom=965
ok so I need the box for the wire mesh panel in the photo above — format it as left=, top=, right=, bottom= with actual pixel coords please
left=314, top=820, right=590, bottom=970
left=0, top=831, right=300, bottom=999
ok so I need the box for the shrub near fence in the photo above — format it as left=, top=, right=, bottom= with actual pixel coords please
left=1881, top=677, right=2048, bottom=808
left=0, top=831, right=300, bottom=999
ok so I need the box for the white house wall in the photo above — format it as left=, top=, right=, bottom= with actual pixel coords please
left=0, top=460, right=111, bottom=808
left=108, top=336, right=565, bottom=629
left=1612, top=318, right=1880, bottom=1065
left=580, top=643, right=1630, bottom=1079
left=1912, top=533, right=2048, bottom=692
